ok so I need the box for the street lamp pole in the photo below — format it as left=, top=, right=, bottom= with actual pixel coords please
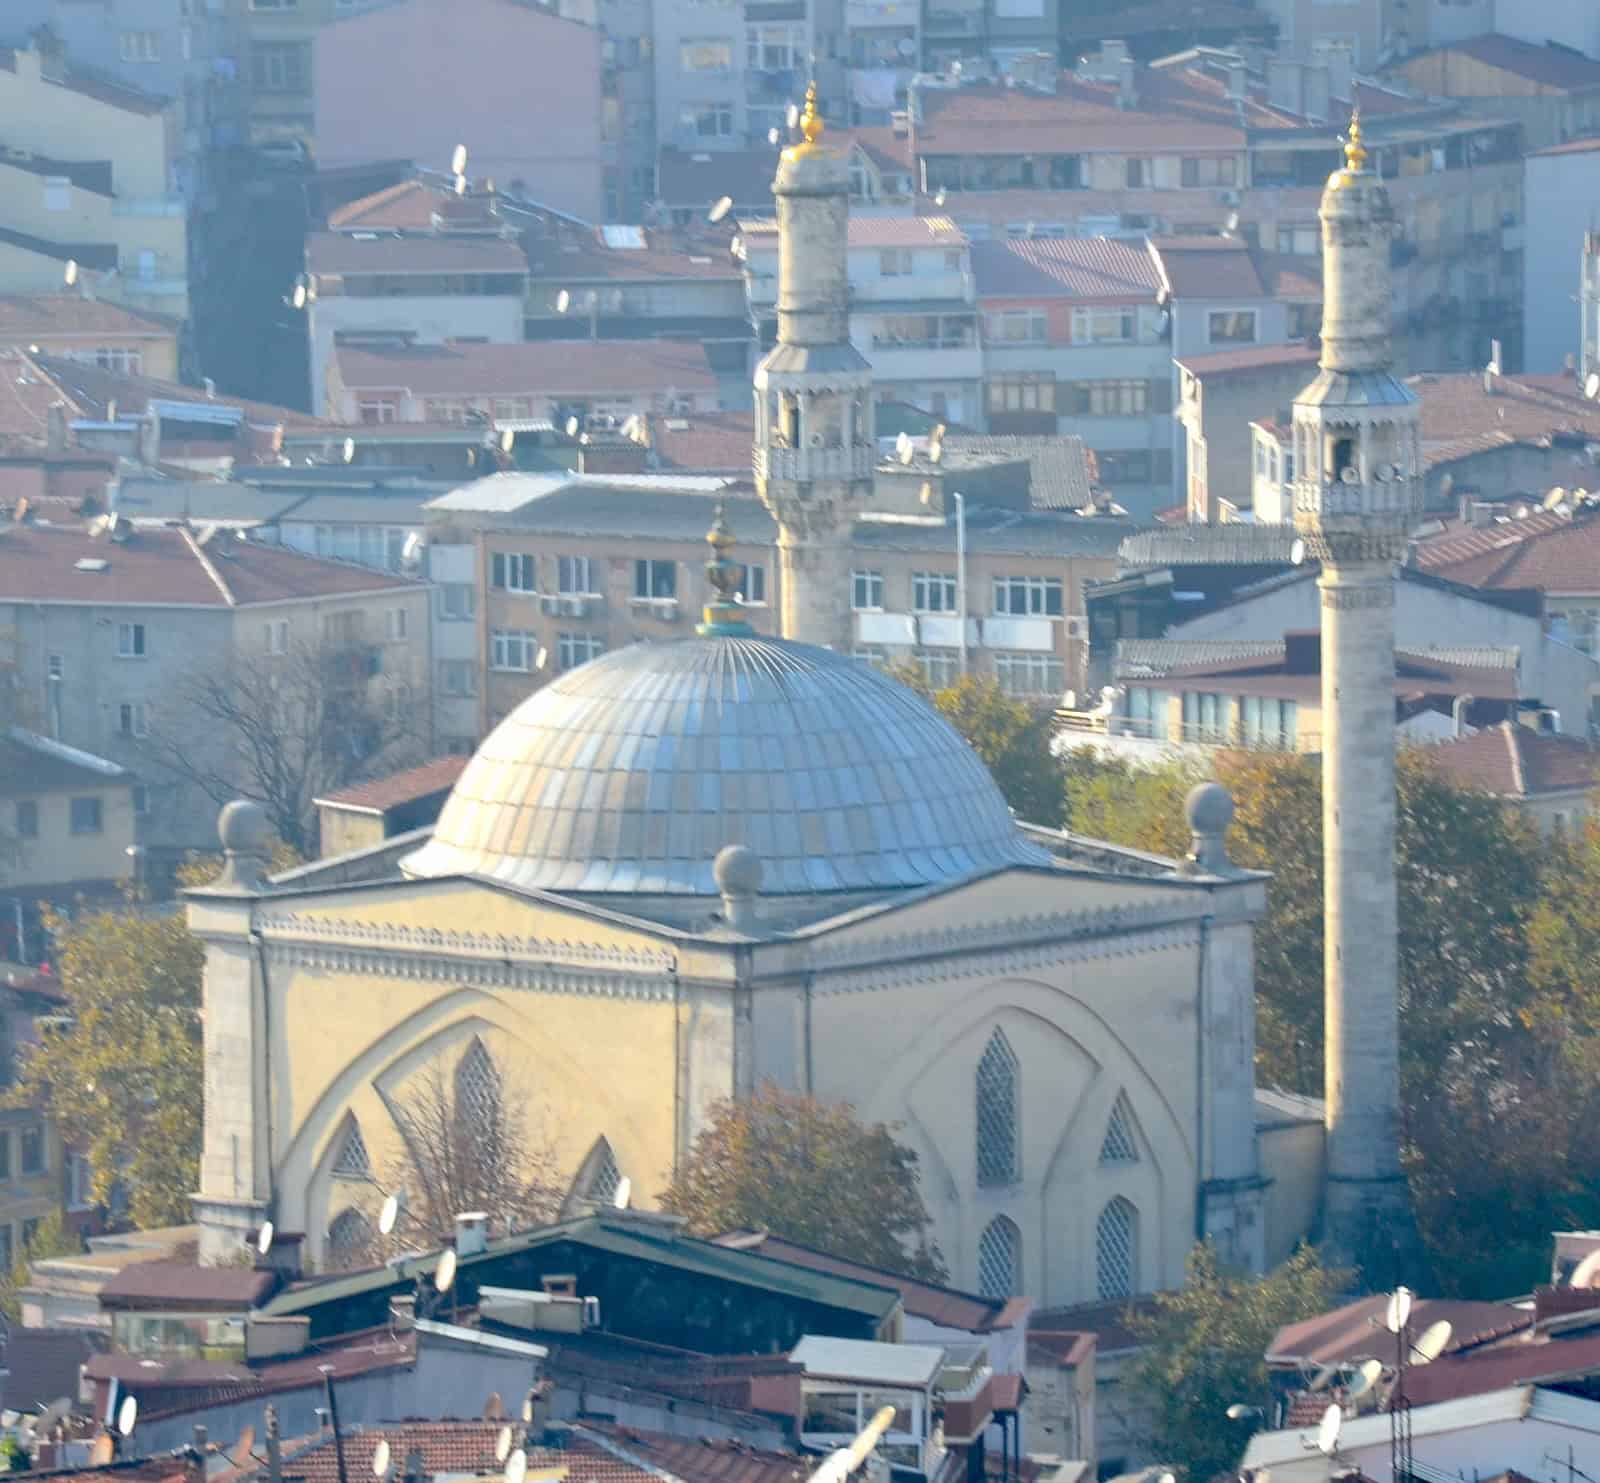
left=953, top=490, right=967, bottom=676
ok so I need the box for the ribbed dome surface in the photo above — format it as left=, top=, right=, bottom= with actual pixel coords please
left=403, top=636, right=1051, bottom=895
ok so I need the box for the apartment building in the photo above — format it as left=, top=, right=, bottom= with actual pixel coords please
left=0, top=296, right=180, bottom=382
left=653, top=130, right=914, bottom=219
left=0, top=519, right=431, bottom=857
left=312, top=0, right=605, bottom=221
left=0, top=43, right=189, bottom=321
left=1523, top=137, right=1600, bottom=373
left=740, top=214, right=981, bottom=423
left=0, top=727, right=136, bottom=895
left=548, top=0, right=656, bottom=218
left=905, top=45, right=1526, bottom=372
left=970, top=235, right=1169, bottom=515
left=326, top=338, right=725, bottom=425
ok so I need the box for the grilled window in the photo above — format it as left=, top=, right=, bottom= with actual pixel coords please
left=977, top=1215, right=1021, bottom=1299
left=976, top=1027, right=1019, bottom=1187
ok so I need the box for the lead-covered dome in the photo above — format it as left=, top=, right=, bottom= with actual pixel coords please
left=403, top=636, right=1051, bottom=895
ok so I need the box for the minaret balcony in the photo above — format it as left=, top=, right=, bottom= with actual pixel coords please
left=754, top=444, right=876, bottom=482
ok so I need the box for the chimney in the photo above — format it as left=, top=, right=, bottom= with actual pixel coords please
left=1470, top=501, right=1495, bottom=528
left=1267, top=58, right=1303, bottom=115
left=138, top=410, right=160, bottom=467
left=1304, top=62, right=1331, bottom=123
left=1117, top=55, right=1137, bottom=109
left=454, top=1211, right=489, bottom=1257
left=242, top=420, right=284, bottom=464
left=46, top=401, right=67, bottom=453
left=1489, top=338, right=1504, bottom=375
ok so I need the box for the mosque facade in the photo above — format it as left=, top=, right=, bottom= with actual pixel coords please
left=188, top=95, right=1311, bottom=1304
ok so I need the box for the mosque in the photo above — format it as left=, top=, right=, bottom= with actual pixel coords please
left=188, top=93, right=1408, bottom=1302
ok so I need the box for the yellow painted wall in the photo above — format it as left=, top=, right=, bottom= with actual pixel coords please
left=0, top=780, right=135, bottom=891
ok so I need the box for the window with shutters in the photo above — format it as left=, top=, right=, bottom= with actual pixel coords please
left=976, top=1027, right=1019, bottom=1187
left=1099, top=1093, right=1139, bottom=1165
left=977, top=1215, right=1020, bottom=1299
left=1096, top=1197, right=1137, bottom=1299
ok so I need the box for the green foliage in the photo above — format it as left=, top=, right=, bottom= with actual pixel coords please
left=10, top=905, right=203, bottom=1230
left=903, top=672, right=1067, bottom=828
left=0, top=1211, right=78, bottom=1323
left=661, top=1083, right=948, bottom=1282
left=1126, top=1243, right=1345, bottom=1482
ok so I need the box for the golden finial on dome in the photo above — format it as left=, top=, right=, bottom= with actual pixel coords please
left=698, top=501, right=753, bottom=636
left=1343, top=105, right=1367, bottom=173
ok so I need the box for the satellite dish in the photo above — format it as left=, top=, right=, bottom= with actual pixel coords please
left=612, top=1175, right=632, bottom=1210
left=555, top=289, right=571, bottom=314
left=534, top=645, right=549, bottom=671
left=895, top=430, right=913, bottom=464
left=787, top=102, right=800, bottom=130
left=934, top=189, right=947, bottom=207
left=1225, top=210, right=1240, bottom=235
left=495, top=1426, right=514, bottom=1465
left=372, top=1440, right=392, bottom=1478
left=501, top=428, right=516, bottom=453
left=1290, top=537, right=1306, bottom=566
left=116, top=1395, right=138, bottom=1439
left=343, top=436, right=356, bottom=464
left=505, top=1449, right=528, bottom=1483
left=708, top=195, right=733, bottom=224
left=1348, top=1358, right=1382, bottom=1400
left=1586, top=371, right=1600, bottom=400
left=1571, top=1248, right=1600, bottom=1288
left=1385, top=1285, right=1413, bottom=1335
left=435, top=1246, right=458, bottom=1295
left=1412, top=1319, right=1452, bottom=1365
left=401, top=531, right=423, bottom=562
left=564, top=415, right=580, bottom=438
left=897, top=36, right=916, bottom=57
left=379, top=1193, right=400, bottom=1236
left=292, top=282, right=308, bottom=310
left=1316, top=1403, right=1342, bottom=1457
left=1224, top=1403, right=1254, bottom=1421
left=64, top=259, right=78, bottom=288
left=452, top=144, right=468, bottom=176
left=767, top=128, right=781, bottom=146
left=257, top=1221, right=275, bottom=1257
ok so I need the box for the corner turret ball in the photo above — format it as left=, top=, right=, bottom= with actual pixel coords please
left=218, top=798, right=271, bottom=854
left=1185, top=781, right=1234, bottom=838
left=713, top=844, right=763, bottom=899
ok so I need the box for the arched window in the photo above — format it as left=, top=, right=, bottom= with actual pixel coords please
left=977, top=1215, right=1021, bottom=1300
left=589, top=1140, right=622, bottom=1204
left=976, top=1028, right=1019, bottom=1187
left=326, top=1207, right=374, bottom=1270
left=1096, top=1197, right=1138, bottom=1299
left=333, top=1118, right=372, bottom=1179
left=454, top=1037, right=499, bottom=1131
left=1099, top=1093, right=1139, bottom=1167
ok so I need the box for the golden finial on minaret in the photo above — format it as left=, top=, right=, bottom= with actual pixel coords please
left=1343, top=105, right=1367, bottom=173
left=784, top=80, right=825, bottom=159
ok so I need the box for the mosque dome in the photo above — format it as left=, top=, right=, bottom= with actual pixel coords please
left=402, top=635, right=1052, bottom=896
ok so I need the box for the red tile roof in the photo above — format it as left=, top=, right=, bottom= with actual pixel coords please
left=1149, top=238, right=1318, bottom=300
left=1420, top=722, right=1600, bottom=798
left=329, top=181, right=457, bottom=231
left=1267, top=1295, right=1528, bottom=1368
left=1412, top=370, right=1600, bottom=448
left=1176, top=342, right=1320, bottom=375
left=647, top=409, right=754, bottom=474
left=971, top=236, right=1158, bottom=301
left=97, top=1261, right=280, bottom=1310
left=1414, top=508, right=1600, bottom=593
left=0, top=347, right=82, bottom=450
left=332, top=339, right=720, bottom=398
left=0, top=295, right=180, bottom=340
left=275, top=1426, right=660, bottom=1483
left=843, top=126, right=913, bottom=175
left=524, top=225, right=740, bottom=284
left=1420, top=33, right=1600, bottom=92
left=307, top=232, right=527, bottom=275
left=317, top=755, right=469, bottom=813
left=0, top=524, right=423, bottom=607
left=1401, top=1325, right=1600, bottom=1407
left=739, top=216, right=965, bottom=249
left=581, top=1424, right=811, bottom=1483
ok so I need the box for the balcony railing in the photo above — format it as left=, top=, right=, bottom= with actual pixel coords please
left=754, top=444, right=876, bottom=481
left=1053, top=709, right=1317, bottom=753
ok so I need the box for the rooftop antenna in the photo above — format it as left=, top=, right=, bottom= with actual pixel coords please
left=1347, top=1357, right=1382, bottom=1402
left=708, top=195, right=733, bottom=224
left=318, top=1366, right=351, bottom=1483
left=292, top=281, right=308, bottom=310
left=1290, top=536, right=1307, bottom=566
left=452, top=144, right=468, bottom=176
left=435, top=1245, right=458, bottom=1296
left=612, top=1175, right=632, bottom=1210
left=768, top=127, right=781, bottom=146
left=378, top=1191, right=401, bottom=1236
left=787, top=101, right=800, bottom=131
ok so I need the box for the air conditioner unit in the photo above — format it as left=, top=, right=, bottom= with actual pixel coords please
left=1216, top=189, right=1240, bottom=207
left=563, top=597, right=589, bottom=617
left=540, top=594, right=564, bottom=615
left=1065, top=617, right=1085, bottom=638
left=658, top=600, right=680, bottom=622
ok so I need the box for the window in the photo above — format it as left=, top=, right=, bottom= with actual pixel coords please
left=67, top=1152, right=93, bottom=1210
left=19, top=1125, right=45, bottom=1176
left=385, top=607, right=408, bottom=641
left=1239, top=696, right=1297, bottom=749
left=994, top=652, right=1064, bottom=696
left=42, top=176, right=71, bottom=212
left=992, top=576, right=1063, bottom=617
left=1182, top=690, right=1227, bottom=742
left=985, top=309, right=1047, bottom=344
left=1100, top=1093, right=1140, bottom=1165
left=1071, top=307, right=1138, bottom=344
left=359, top=399, right=397, bottom=424
left=326, top=1208, right=373, bottom=1269
left=634, top=559, right=676, bottom=600
left=977, top=1215, right=1021, bottom=1299
left=852, top=570, right=884, bottom=610
left=70, top=797, right=103, bottom=835
left=132, top=784, right=149, bottom=816
left=1208, top=310, right=1258, bottom=344
left=439, top=659, right=477, bottom=697
left=1288, top=302, right=1322, bottom=339
left=265, top=619, right=289, bottom=655
left=682, top=102, right=733, bottom=138
left=976, top=1027, right=1019, bottom=1186
left=680, top=39, right=733, bottom=71
left=439, top=583, right=474, bottom=620
left=1125, top=157, right=1150, bottom=188
left=491, top=552, right=536, bottom=594
left=251, top=41, right=309, bottom=93
left=853, top=646, right=887, bottom=667
left=0, top=1134, right=9, bottom=1180
left=119, top=30, right=160, bottom=62
left=454, top=1038, right=500, bottom=1130
left=558, top=556, right=596, bottom=594
left=47, top=654, right=63, bottom=681
left=988, top=374, right=1055, bottom=414
left=117, top=623, right=146, bottom=658
left=490, top=630, right=536, bottom=671
left=118, top=702, right=148, bottom=738
left=879, top=249, right=914, bottom=276
left=15, top=801, right=37, bottom=839
left=1180, top=156, right=1237, bottom=188
left=1062, top=379, right=1156, bottom=416
left=558, top=632, right=604, bottom=670
left=912, top=571, right=957, bottom=614
left=740, top=563, right=767, bottom=604
left=747, top=22, right=804, bottom=70
left=1096, top=1197, right=1138, bottom=1299
left=1096, top=448, right=1168, bottom=485
left=917, top=649, right=961, bottom=688
left=333, top=1122, right=372, bottom=1178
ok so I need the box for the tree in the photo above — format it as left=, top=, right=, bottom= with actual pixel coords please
left=0, top=1211, right=79, bottom=1323
left=1125, top=1243, right=1345, bottom=1483
left=143, top=636, right=429, bottom=856
left=9, top=902, right=203, bottom=1229
left=902, top=672, right=1067, bottom=827
left=661, top=1083, right=947, bottom=1281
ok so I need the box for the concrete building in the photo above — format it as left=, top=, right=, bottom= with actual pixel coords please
left=970, top=236, right=1171, bottom=518
left=1424, top=721, right=1600, bottom=832
left=315, top=755, right=470, bottom=858
left=1523, top=137, right=1600, bottom=374
left=0, top=726, right=136, bottom=894
left=1490, top=1, right=1600, bottom=61
left=0, top=42, right=189, bottom=321
left=740, top=213, right=980, bottom=427
left=312, top=0, right=604, bottom=221
left=0, top=295, right=180, bottom=382
left=0, top=520, right=432, bottom=859
left=1288, top=112, right=1423, bottom=1274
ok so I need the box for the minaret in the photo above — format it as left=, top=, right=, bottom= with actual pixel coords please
left=1291, top=113, right=1424, bottom=1278
left=753, top=83, right=875, bottom=648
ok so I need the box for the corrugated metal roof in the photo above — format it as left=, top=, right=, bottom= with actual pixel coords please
left=790, top=1335, right=945, bottom=1385
left=426, top=470, right=732, bottom=512
left=971, top=236, right=1158, bottom=301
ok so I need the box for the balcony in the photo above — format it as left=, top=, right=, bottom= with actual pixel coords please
left=855, top=611, right=916, bottom=646
left=980, top=615, right=1053, bottom=651
left=754, top=444, right=876, bottom=481
left=850, top=272, right=974, bottom=305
